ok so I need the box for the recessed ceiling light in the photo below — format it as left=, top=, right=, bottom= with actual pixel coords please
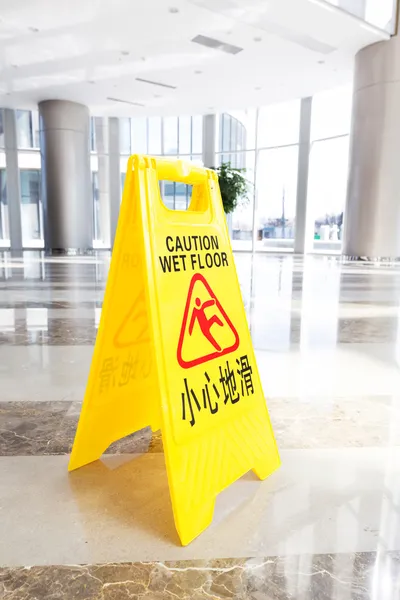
left=192, top=34, right=243, bottom=55
left=318, top=60, right=325, bottom=64
left=88, top=80, right=95, bottom=84
left=169, top=7, right=179, bottom=13
left=255, top=86, right=262, bottom=91
left=107, top=96, right=145, bottom=107
left=194, top=70, right=202, bottom=75
left=121, top=50, right=130, bottom=56
left=136, top=77, right=176, bottom=89
left=154, top=94, right=162, bottom=98
left=254, top=36, right=262, bottom=42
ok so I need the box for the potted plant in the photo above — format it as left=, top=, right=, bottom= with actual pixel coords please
left=213, top=162, right=249, bottom=214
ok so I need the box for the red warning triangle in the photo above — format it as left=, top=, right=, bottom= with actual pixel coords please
left=177, top=273, right=240, bottom=369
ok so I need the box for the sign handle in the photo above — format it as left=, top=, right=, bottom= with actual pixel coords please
left=155, top=158, right=209, bottom=186
left=138, top=156, right=222, bottom=224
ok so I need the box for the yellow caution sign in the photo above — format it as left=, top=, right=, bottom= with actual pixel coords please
left=69, top=155, right=280, bottom=545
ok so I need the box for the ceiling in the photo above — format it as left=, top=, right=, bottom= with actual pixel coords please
left=0, top=0, right=390, bottom=116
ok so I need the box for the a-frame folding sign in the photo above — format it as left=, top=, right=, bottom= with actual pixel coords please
left=69, top=156, right=280, bottom=545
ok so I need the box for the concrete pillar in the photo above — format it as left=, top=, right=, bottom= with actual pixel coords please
left=344, top=35, right=400, bottom=258
left=39, top=100, right=92, bottom=253
left=202, top=114, right=216, bottom=168
left=108, top=117, right=121, bottom=247
left=94, top=117, right=111, bottom=248
left=294, top=97, right=313, bottom=254
left=3, top=109, right=22, bottom=251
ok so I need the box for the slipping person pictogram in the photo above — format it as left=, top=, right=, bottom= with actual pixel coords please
left=177, top=273, right=240, bottom=369
left=189, top=298, right=224, bottom=352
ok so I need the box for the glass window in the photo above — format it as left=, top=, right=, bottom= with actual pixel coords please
left=230, top=151, right=255, bottom=252
left=191, top=115, right=203, bottom=154
left=119, top=118, right=131, bottom=154
left=308, top=136, right=350, bottom=249
left=20, top=169, right=43, bottom=244
left=159, top=180, right=192, bottom=210
left=190, top=154, right=203, bottom=166
left=217, top=94, right=351, bottom=253
left=160, top=181, right=175, bottom=209
left=255, top=145, right=298, bottom=250
left=229, top=110, right=256, bottom=150
left=90, top=117, right=96, bottom=152
left=365, top=0, right=397, bottom=32
left=92, top=172, right=101, bottom=241
left=236, top=121, right=244, bottom=152
left=325, top=0, right=396, bottom=34
left=163, top=117, right=178, bottom=154
left=236, top=148, right=246, bottom=170
left=31, top=110, right=40, bottom=148
left=218, top=115, right=223, bottom=152
left=218, top=153, right=234, bottom=167
left=258, top=100, right=300, bottom=148
left=186, top=185, right=193, bottom=207
left=311, top=85, right=352, bottom=141
left=131, top=118, right=147, bottom=153
left=174, top=182, right=189, bottom=210
left=221, top=114, right=231, bottom=152
left=237, top=123, right=244, bottom=152
left=148, top=117, right=162, bottom=154
left=16, top=110, right=33, bottom=148
left=178, top=116, right=191, bottom=155
left=231, top=118, right=237, bottom=153
left=0, top=110, right=5, bottom=148
left=0, top=168, right=9, bottom=241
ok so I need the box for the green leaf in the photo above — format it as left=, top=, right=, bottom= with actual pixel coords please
left=212, top=162, right=250, bottom=214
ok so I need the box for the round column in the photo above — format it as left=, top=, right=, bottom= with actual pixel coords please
left=39, top=100, right=92, bottom=253
left=344, top=36, right=400, bottom=258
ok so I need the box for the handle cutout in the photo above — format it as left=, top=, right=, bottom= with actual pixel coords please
left=153, top=158, right=213, bottom=215
left=159, top=181, right=193, bottom=211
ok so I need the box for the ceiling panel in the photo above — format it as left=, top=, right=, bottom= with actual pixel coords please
left=0, top=0, right=389, bottom=115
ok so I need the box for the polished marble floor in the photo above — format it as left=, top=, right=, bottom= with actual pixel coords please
left=1, top=251, right=400, bottom=599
